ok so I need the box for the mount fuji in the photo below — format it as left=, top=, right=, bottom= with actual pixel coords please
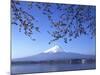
left=12, top=45, right=95, bottom=62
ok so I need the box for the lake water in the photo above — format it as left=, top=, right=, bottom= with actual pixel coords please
left=11, top=63, right=96, bottom=74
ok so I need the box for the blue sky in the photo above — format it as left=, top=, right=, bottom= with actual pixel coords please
left=12, top=1, right=96, bottom=58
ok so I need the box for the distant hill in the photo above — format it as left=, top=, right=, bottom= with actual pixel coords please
left=12, top=45, right=95, bottom=62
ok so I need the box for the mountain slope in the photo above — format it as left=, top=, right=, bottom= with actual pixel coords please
left=12, top=45, right=95, bottom=62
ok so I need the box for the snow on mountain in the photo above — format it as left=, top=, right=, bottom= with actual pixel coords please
left=12, top=45, right=95, bottom=62
left=43, top=45, right=64, bottom=53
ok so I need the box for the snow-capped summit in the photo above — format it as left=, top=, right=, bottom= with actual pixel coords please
left=43, top=45, right=64, bottom=53
left=12, top=45, right=95, bottom=62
